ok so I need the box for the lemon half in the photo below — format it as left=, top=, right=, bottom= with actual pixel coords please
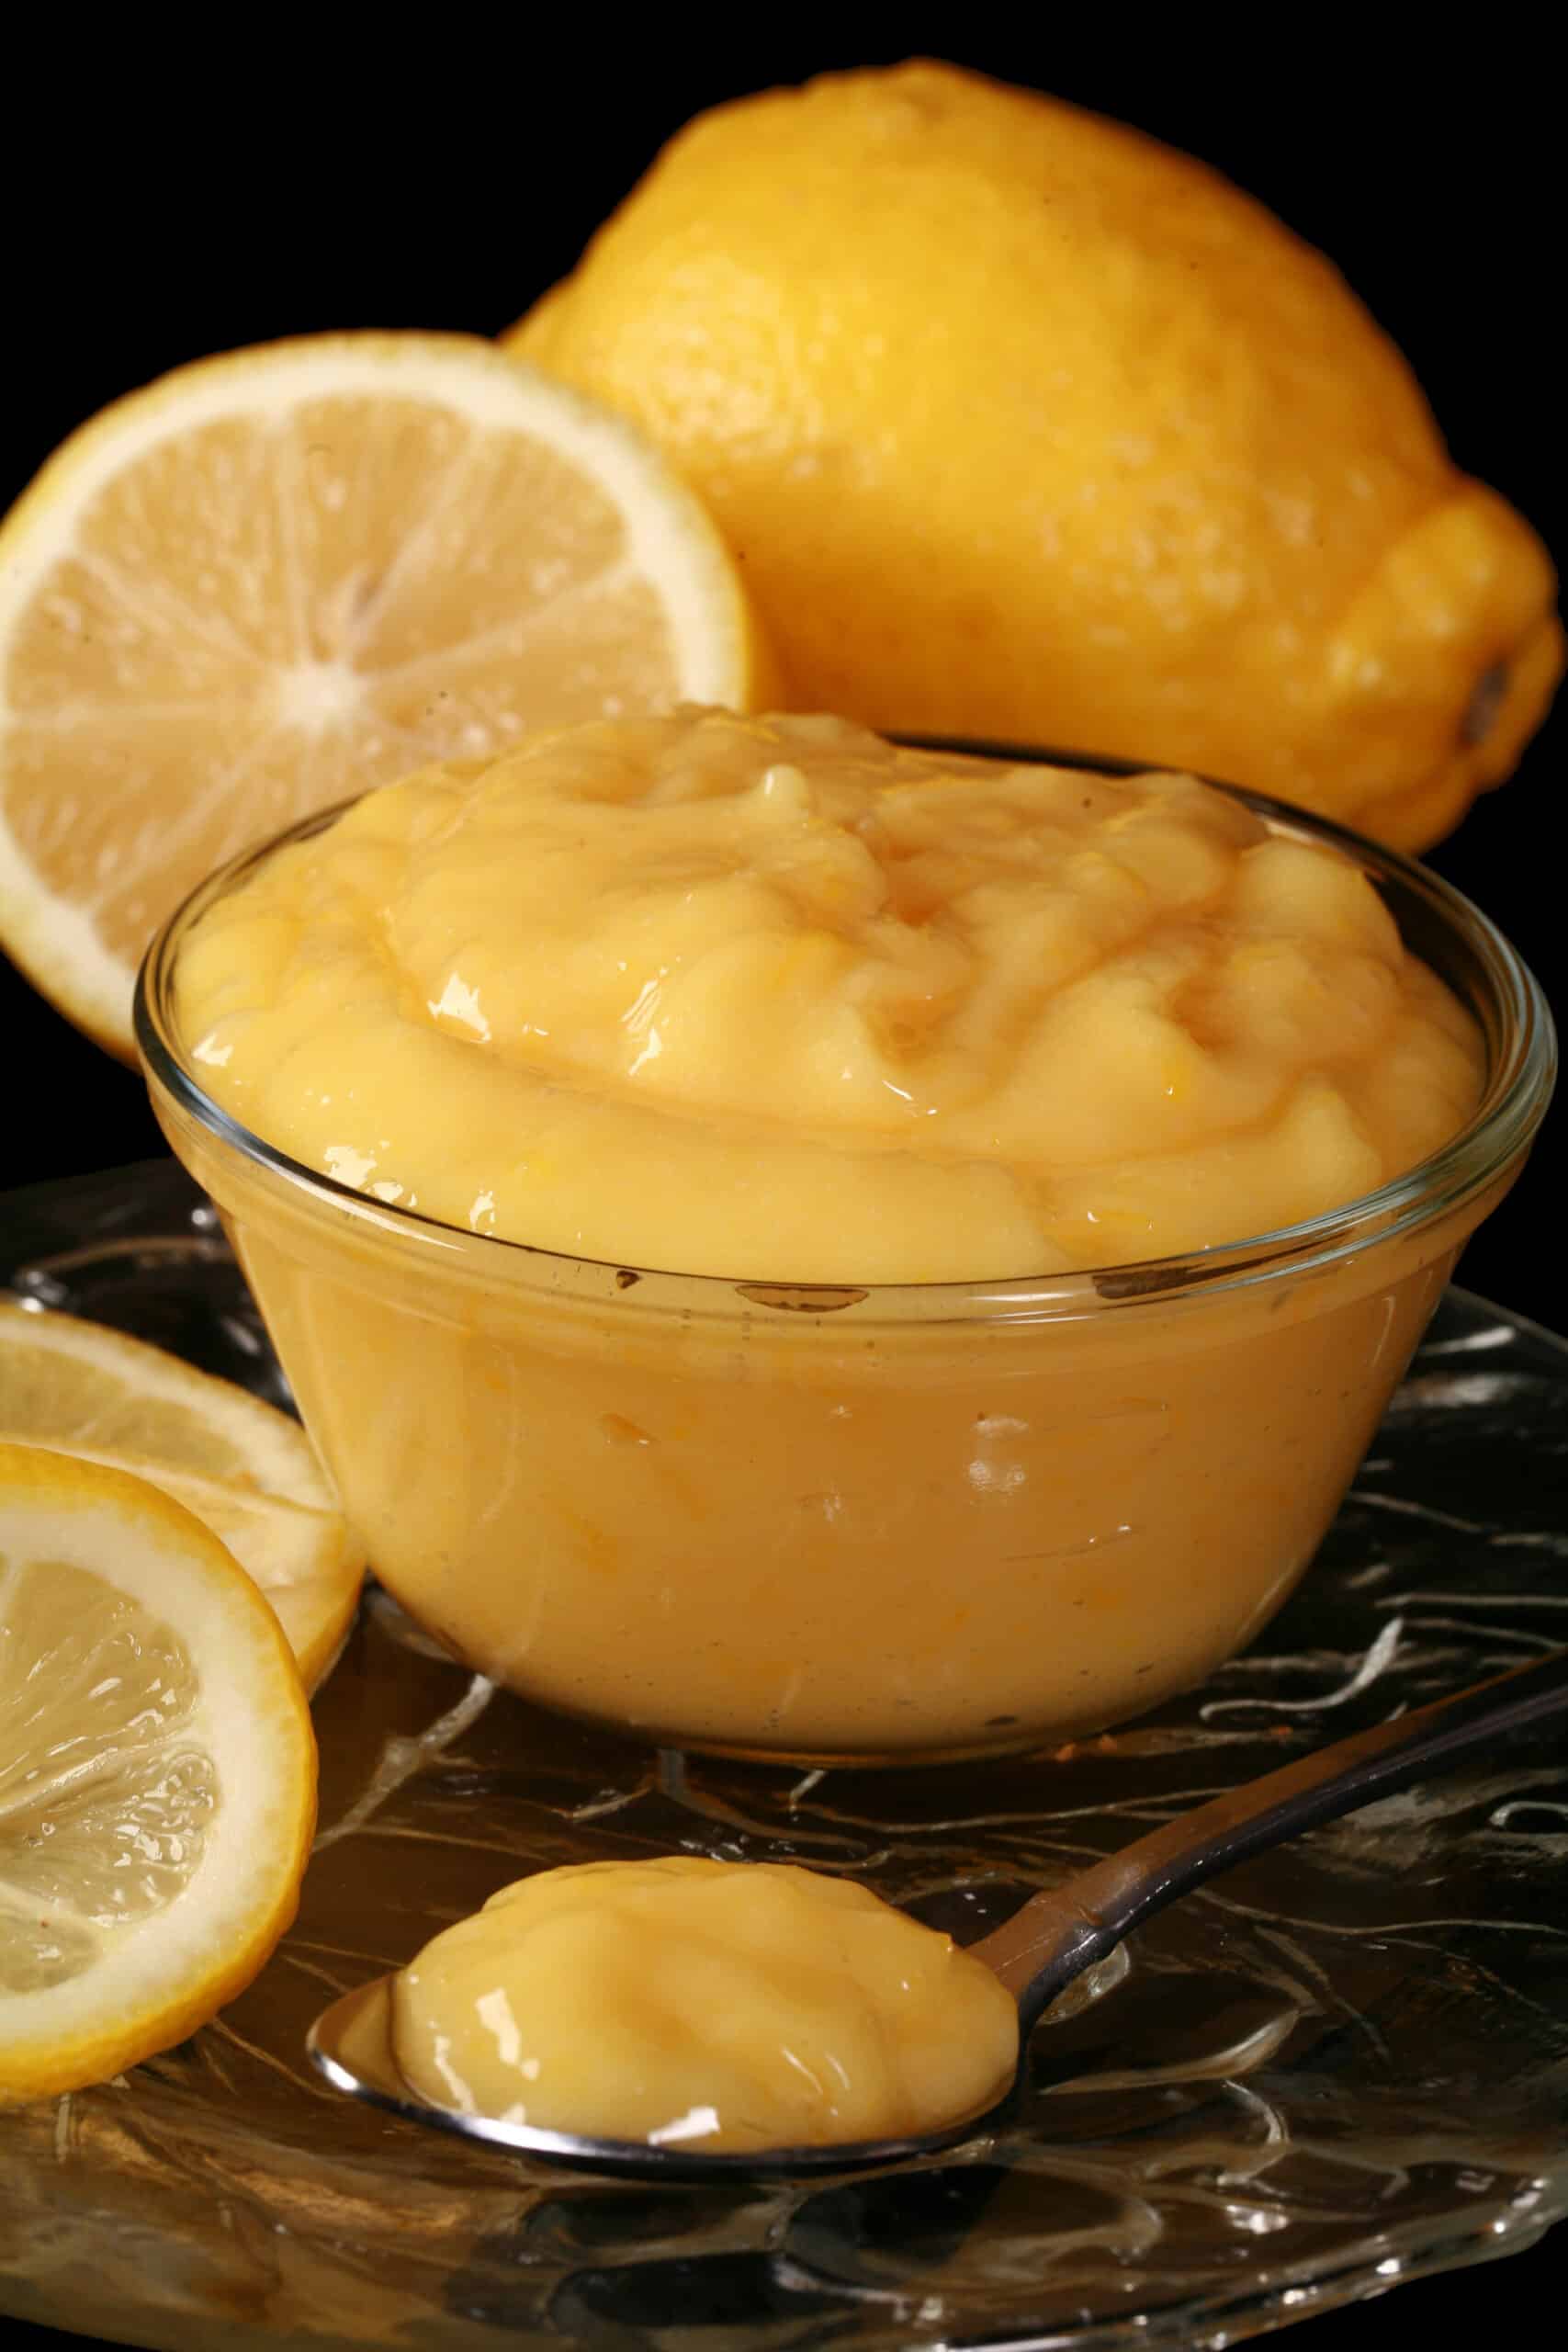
left=0, top=332, right=773, bottom=1057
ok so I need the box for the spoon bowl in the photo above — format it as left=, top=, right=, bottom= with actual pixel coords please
left=309, top=1643, right=1568, bottom=2177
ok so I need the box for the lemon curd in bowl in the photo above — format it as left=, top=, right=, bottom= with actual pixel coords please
left=137, top=713, right=1553, bottom=1764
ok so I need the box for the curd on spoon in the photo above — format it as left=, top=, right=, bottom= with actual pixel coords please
left=390, top=1856, right=1019, bottom=2152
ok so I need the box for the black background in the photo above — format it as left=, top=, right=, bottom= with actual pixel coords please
left=3, top=28, right=1562, bottom=2350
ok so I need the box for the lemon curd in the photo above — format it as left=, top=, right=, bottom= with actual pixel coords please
left=175, top=711, right=1480, bottom=1282
left=390, top=1858, right=1019, bottom=2150
left=157, top=710, right=1504, bottom=1761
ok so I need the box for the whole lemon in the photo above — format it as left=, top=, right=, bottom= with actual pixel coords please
left=509, top=61, right=1561, bottom=848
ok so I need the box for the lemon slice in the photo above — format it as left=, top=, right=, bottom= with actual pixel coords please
left=0, top=1442, right=316, bottom=2104
left=0, top=331, right=774, bottom=1057
left=0, top=1303, right=363, bottom=1690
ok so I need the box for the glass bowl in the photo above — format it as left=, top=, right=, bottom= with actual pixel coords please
left=135, top=751, right=1554, bottom=1766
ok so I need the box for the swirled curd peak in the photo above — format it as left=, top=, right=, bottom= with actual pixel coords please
left=173, top=709, right=1483, bottom=1282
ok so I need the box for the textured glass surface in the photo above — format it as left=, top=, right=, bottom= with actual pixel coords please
left=1, top=1159, right=1564, bottom=2352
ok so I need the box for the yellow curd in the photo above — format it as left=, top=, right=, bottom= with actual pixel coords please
left=390, top=1857, right=1018, bottom=2150
left=173, top=711, right=1481, bottom=1284
left=152, top=711, right=1507, bottom=1760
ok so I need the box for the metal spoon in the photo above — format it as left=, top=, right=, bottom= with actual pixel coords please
left=309, top=1645, right=1568, bottom=2178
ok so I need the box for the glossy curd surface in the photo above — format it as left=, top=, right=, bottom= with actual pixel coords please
left=390, top=1857, right=1018, bottom=2150
left=172, top=711, right=1482, bottom=1283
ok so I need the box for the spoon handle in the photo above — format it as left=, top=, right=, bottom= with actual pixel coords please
left=970, top=1644, right=1568, bottom=2031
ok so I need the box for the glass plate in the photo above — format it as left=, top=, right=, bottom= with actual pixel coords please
left=2, top=1159, right=1565, bottom=2352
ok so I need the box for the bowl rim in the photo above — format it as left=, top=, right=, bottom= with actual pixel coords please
left=134, top=736, right=1557, bottom=1321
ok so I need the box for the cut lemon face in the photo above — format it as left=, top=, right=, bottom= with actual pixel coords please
left=0, top=1303, right=363, bottom=1690
left=0, top=332, right=774, bottom=1057
left=0, top=1442, right=316, bottom=2104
